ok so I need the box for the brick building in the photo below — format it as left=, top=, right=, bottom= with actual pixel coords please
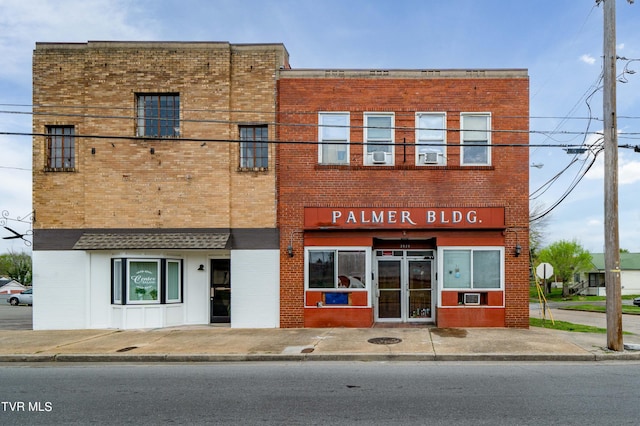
left=277, top=69, right=530, bottom=328
left=32, top=42, right=289, bottom=329
left=32, top=41, right=529, bottom=330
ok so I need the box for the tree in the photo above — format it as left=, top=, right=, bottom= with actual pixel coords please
left=0, top=251, right=32, bottom=286
left=536, top=240, right=592, bottom=297
left=529, top=202, right=550, bottom=259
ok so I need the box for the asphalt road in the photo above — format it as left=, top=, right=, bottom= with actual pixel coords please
left=1, top=362, right=639, bottom=425
left=0, top=295, right=32, bottom=330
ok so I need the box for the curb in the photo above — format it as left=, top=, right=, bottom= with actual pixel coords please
left=1, top=352, right=640, bottom=363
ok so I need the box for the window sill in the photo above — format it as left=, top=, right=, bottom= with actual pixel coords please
left=315, top=164, right=494, bottom=171
left=237, top=167, right=269, bottom=172
left=44, top=167, right=76, bottom=172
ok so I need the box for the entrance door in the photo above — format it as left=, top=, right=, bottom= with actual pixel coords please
left=210, top=259, right=230, bottom=323
left=375, top=251, right=434, bottom=323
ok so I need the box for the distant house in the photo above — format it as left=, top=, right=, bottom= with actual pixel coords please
left=582, top=253, right=640, bottom=296
left=0, top=278, right=27, bottom=294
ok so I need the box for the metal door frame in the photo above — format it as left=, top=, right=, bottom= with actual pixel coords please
left=374, top=250, right=435, bottom=323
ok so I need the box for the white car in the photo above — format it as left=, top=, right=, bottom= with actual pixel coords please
left=7, top=289, right=32, bottom=306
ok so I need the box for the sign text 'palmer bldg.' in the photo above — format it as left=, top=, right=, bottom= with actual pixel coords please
left=304, top=207, right=505, bottom=230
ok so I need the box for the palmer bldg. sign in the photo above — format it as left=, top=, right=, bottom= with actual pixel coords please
left=304, top=207, right=505, bottom=230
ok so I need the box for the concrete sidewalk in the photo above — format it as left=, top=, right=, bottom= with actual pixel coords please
left=1, top=325, right=639, bottom=362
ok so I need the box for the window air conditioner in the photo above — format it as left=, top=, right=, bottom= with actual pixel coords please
left=372, top=151, right=387, bottom=164
left=422, top=152, right=439, bottom=164
left=463, top=293, right=481, bottom=305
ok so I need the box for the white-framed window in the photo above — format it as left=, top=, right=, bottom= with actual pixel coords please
left=305, top=247, right=371, bottom=290
left=364, top=113, right=394, bottom=166
left=112, top=259, right=123, bottom=304
left=318, top=112, right=350, bottom=164
left=111, top=258, right=183, bottom=305
left=461, top=113, right=491, bottom=166
left=440, top=247, right=503, bottom=290
left=166, top=259, right=182, bottom=303
left=416, top=113, right=446, bottom=166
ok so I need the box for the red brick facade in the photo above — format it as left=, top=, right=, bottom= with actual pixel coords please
left=277, top=70, right=530, bottom=328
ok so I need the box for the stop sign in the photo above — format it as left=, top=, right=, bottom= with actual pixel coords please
left=536, top=262, right=554, bottom=280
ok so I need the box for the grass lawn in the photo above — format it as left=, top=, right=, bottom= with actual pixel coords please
left=529, top=317, right=607, bottom=333
left=559, top=304, right=640, bottom=315
left=529, top=284, right=639, bottom=304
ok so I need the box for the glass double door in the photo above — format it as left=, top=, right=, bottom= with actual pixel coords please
left=376, top=252, right=434, bottom=323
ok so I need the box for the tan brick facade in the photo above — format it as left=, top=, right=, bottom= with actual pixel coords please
left=33, top=42, right=288, bottom=232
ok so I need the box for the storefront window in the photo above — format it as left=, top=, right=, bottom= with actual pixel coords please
left=111, top=258, right=183, bottom=305
left=307, top=249, right=367, bottom=289
left=167, top=259, right=181, bottom=302
left=128, top=260, right=160, bottom=304
left=112, top=259, right=122, bottom=304
left=442, top=248, right=502, bottom=289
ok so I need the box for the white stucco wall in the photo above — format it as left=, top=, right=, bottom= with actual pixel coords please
left=33, top=250, right=213, bottom=330
left=33, top=250, right=90, bottom=330
left=230, top=249, right=280, bottom=328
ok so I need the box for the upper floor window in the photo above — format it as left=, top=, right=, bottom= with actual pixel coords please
left=318, top=112, right=349, bottom=165
left=364, top=113, right=394, bottom=166
left=136, top=94, right=180, bottom=138
left=416, top=113, right=446, bottom=166
left=46, top=125, right=75, bottom=170
left=239, top=125, right=268, bottom=169
left=461, top=113, right=491, bottom=166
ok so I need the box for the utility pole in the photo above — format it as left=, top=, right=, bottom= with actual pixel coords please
left=601, top=0, right=623, bottom=351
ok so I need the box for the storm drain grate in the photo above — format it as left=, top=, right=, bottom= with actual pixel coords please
left=116, top=346, right=138, bottom=353
left=367, top=337, right=402, bottom=345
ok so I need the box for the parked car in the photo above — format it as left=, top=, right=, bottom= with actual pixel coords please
left=633, top=297, right=640, bottom=307
left=7, top=289, right=32, bottom=306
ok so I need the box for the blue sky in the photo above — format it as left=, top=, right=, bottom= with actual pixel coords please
left=1, top=0, right=640, bottom=254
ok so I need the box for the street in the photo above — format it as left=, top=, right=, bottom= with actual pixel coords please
left=0, top=362, right=638, bottom=425
left=0, top=296, right=32, bottom=330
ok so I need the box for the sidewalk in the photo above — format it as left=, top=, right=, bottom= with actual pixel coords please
left=1, top=325, right=639, bottom=363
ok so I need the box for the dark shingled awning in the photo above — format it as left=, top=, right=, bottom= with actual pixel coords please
left=73, top=232, right=230, bottom=250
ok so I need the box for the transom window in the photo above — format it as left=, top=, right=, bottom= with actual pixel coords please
left=46, top=125, right=75, bottom=170
left=112, top=258, right=183, bottom=305
left=441, top=248, right=503, bottom=289
left=136, top=94, right=180, bottom=138
left=239, top=125, right=269, bottom=169
left=306, top=248, right=369, bottom=290
left=364, top=113, right=394, bottom=166
left=461, top=113, right=491, bottom=165
left=416, top=113, right=446, bottom=166
left=318, top=112, right=350, bottom=164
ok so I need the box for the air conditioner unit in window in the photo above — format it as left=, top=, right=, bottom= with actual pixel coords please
left=371, top=151, right=387, bottom=164
left=463, top=293, right=481, bottom=305
left=422, top=152, right=439, bottom=164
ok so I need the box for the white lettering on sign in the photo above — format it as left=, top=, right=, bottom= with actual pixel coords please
left=402, top=210, right=417, bottom=225
left=330, top=209, right=482, bottom=226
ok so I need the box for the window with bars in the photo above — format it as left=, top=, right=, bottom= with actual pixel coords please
left=239, top=125, right=268, bottom=169
left=136, top=94, right=180, bottom=138
left=46, top=126, right=75, bottom=170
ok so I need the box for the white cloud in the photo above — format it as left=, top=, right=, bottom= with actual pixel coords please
left=580, top=54, right=596, bottom=65
left=0, top=0, right=157, bottom=83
